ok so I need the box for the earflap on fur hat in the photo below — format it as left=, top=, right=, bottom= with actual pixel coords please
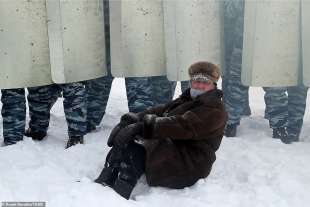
left=188, top=61, right=220, bottom=83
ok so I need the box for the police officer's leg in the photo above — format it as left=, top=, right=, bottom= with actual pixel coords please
left=180, top=81, right=190, bottom=93
left=125, top=77, right=154, bottom=113
left=263, top=87, right=288, bottom=139
left=149, top=76, right=176, bottom=105
left=223, top=0, right=249, bottom=137
left=285, top=85, right=308, bottom=143
left=85, top=76, right=113, bottom=132
left=26, top=85, right=60, bottom=140
left=224, top=48, right=249, bottom=137
left=61, top=82, right=87, bottom=148
left=243, top=89, right=251, bottom=116
left=1, top=88, right=26, bottom=145
left=84, top=0, right=114, bottom=132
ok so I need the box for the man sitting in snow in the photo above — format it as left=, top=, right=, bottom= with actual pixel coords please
left=95, top=61, right=227, bottom=199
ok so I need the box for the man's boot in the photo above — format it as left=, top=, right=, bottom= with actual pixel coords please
left=272, top=127, right=287, bottom=139
left=24, top=128, right=47, bottom=141
left=112, top=142, right=146, bottom=199
left=66, top=136, right=84, bottom=148
left=112, top=161, right=140, bottom=200
left=281, top=128, right=300, bottom=144
left=225, top=124, right=237, bottom=137
left=95, top=147, right=122, bottom=186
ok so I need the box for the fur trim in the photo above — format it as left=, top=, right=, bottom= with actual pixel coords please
left=188, top=61, right=220, bottom=83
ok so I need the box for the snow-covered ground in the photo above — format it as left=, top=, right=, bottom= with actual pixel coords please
left=0, top=78, right=309, bottom=207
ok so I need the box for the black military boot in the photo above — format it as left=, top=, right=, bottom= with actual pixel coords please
left=66, top=136, right=84, bottom=148
left=272, top=127, right=287, bottom=140
left=24, top=128, right=47, bottom=141
left=281, top=128, right=300, bottom=144
left=2, top=139, right=22, bottom=146
left=224, top=124, right=237, bottom=137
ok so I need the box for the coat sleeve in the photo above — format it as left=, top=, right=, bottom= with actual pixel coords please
left=143, top=106, right=227, bottom=140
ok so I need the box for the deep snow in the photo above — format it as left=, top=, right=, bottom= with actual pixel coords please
left=0, top=78, right=309, bottom=207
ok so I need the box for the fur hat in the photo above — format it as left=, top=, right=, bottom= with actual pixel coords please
left=188, top=61, right=220, bottom=83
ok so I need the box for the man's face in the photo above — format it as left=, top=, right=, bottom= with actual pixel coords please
left=191, top=80, right=215, bottom=91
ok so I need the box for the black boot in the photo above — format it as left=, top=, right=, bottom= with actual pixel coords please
left=281, top=134, right=299, bottom=144
left=95, top=167, right=119, bottom=187
left=3, top=139, right=22, bottom=146
left=112, top=142, right=146, bottom=200
left=112, top=162, right=140, bottom=200
left=272, top=127, right=287, bottom=139
left=95, top=147, right=122, bottom=186
left=225, top=124, right=237, bottom=137
left=24, top=128, right=47, bottom=141
left=66, top=136, right=84, bottom=148
left=281, top=128, right=300, bottom=144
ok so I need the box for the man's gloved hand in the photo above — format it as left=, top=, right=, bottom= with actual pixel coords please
left=107, top=123, right=123, bottom=147
left=120, top=112, right=140, bottom=127
left=107, top=113, right=140, bottom=147
left=112, top=122, right=144, bottom=147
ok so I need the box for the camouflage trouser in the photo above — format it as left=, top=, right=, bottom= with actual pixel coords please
left=84, top=0, right=114, bottom=127
left=223, top=0, right=251, bottom=126
left=148, top=76, right=176, bottom=105
left=223, top=48, right=250, bottom=126
left=263, top=86, right=308, bottom=134
left=27, top=82, right=87, bottom=137
left=85, top=76, right=113, bottom=128
left=1, top=88, right=26, bottom=145
left=180, top=81, right=190, bottom=93
left=126, top=76, right=183, bottom=111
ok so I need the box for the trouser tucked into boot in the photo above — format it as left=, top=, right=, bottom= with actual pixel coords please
left=95, top=141, right=146, bottom=199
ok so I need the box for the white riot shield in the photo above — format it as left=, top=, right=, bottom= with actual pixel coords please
left=0, top=0, right=106, bottom=89
left=302, top=0, right=310, bottom=86
left=242, top=0, right=301, bottom=87
left=46, top=0, right=107, bottom=83
left=164, top=0, right=223, bottom=81
left=110, top=0, right=166, bottom=77
left=0, top=0, right=53, bottom=89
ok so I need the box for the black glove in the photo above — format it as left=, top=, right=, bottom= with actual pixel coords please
left=112, top=122, right=144, bottom=147
left=107, top=113, right=140, bottom=147
left=107, top=123, right=123, bottom=147
left=120, top=112, right=140, bottom=127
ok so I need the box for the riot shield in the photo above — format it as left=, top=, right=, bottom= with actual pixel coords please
left=110, top=0, right=166, bottom=77
left=46, top=0, right=107, bottom=83
left=164, top=0, right=223, bottom=81
left=242, top=0, right=300, bottom=87
left=302, top=0, right=310, bottom=86
left=0, top=0, right=107, bottom=89
left=0, top=0, right=53, bottom=89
